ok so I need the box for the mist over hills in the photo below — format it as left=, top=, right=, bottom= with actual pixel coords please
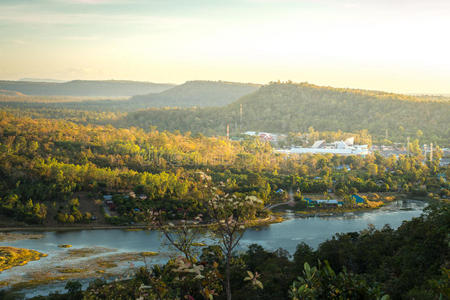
left=130, top=80, right=261, bottom=107
left=0, top=80, right=261, bottom=112
left=1, top=79, right=448, bottom=145
left=0, top=80, right=174, bottom=97
left=116, top=82, right=450, bottom=144
left=18, top=78, right=66, bottom=83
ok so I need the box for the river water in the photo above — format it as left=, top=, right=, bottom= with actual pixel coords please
left=0, top=200, right=426, bottom=297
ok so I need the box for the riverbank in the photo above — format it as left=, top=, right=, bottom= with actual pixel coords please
left=0, top=199, right=426, bottom=297
left=0, top=232, right=44, bottom=242
left=271, top=193, right=400, bottom=216
left=0, top=193, right=414, bottom=232
left=0, top=215, right=283, bottom=233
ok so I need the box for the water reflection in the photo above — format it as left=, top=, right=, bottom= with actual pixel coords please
left=0, top=200, right=426, bottom=297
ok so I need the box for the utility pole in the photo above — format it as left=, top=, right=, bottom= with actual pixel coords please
left=239, top=104, right=243, bottom=132
left=430, top=143, right=433, bottom=162
left=406, top=137, right=410, bottom=156
left=226, top=124, right=230, bottom=140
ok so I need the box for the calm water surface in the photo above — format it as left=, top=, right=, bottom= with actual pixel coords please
left=0, top=199, right=426, bottom=297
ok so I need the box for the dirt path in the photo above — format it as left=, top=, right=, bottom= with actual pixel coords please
left=75, top=192, right=106, bottom=224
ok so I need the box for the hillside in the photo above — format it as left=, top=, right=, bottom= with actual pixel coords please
left=0, top=80, right=260, bottom=112
left=0, top=89, right=25, bottom=96
left=116, top=82, right=450, bottom=144
left=0, top=80, right=175, bottom=97
left=130, top=80, right=261, bottom=107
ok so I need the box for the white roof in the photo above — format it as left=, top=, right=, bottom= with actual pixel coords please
left=344, top=137, right=355, bottom=146
left=316, top=199, right=338, bottom=204
left=311, top=140, right=326, bottom=148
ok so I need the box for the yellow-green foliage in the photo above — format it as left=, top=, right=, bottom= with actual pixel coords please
left=58, top=244, right=72, bottom=248
left=384, top=196, right=396, bottom=202
left=66, top=247, right=109, bottom=257
left=57, top=267, right=84, bottom=273
left=120, top=82, right=450, bottom=144
left=366, top=200, right=384, bottom=208
left=192, top=242, right=206, bottom=247
left=12, top=276, right=68, bottom=290
left=97, top=261, right=117, bottom=268
left=0, top=246, right=47, bottom=272
left=141, top=251, right=159, bottom=256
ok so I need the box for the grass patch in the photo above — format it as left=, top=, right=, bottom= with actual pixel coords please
left=0, top=246, right=47, bottom=272
left=192, top=242, right=206, bottom=247
left=97, top=261, right=118, bottom=268
left=57, top=267, right=85, bottom=273
left=66, top=247, right=111, bottom=258
left=0, top=233, right=44, bottom=242
left=141, top=251, right=159, bottom=257
left=0, top=281, right=9, bottom=287
left=12, top=276, right=68, bottom=290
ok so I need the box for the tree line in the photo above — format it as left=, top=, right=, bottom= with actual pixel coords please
left=0, top=112, right=447, bottom=224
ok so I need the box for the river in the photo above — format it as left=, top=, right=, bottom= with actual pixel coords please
left=0, top=199, right=426, bottom=298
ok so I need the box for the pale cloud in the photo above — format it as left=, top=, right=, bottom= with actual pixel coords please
left=57, top=67, right=108, bottom=79
left=0, top=5, right=205, bottom=28
left=55, top=0, right=131, bottom=4
left=63, top=35, right=99, bottom=41
left=0, top=0, right=449, bottom=93
left=12, top=39, right=27, bottom=45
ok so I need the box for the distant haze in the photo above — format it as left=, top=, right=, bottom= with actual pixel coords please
left=19, top=78, right=67, bottom=83
left=0, top=0, right=449, bottom=94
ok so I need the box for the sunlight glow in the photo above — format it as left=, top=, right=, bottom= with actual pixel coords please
left=0, top=0, right=449, bottom=93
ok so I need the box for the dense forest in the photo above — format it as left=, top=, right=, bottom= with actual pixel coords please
left=0, top=81, right=448, bottom=226
left=118, top=82, right=450, bottom=145
left=130, top=80, right=260, bottom=107
left=0, top=112, right=447, bottom=225
left=1, top=81, right=448, bottom=145
left=0, top=80, right=174, bottom=97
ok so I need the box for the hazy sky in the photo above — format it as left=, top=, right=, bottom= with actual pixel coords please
left=1, top=0, right=449, bottom=93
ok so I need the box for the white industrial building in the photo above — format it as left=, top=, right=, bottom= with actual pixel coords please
left=276, top=137, right=370, bottom=156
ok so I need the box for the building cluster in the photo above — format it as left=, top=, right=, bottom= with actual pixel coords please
left=304, top=194, right=366, bottom=208
left=277, top=137, right=370, bottom=156
left=243, top=131, right=286, bottom=142
left=103, top=192, right=146, bottom=212
left=371, top=143, right=407, bottom=157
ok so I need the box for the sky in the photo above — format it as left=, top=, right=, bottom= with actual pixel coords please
left=0, top=0, right=449, bottom=94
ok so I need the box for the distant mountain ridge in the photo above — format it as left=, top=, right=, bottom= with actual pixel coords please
left=130, top=80, right=261, bottom=107
left=18, top=78, right=66, bottom=83
left=117, top=82, right=450, bottom=144
left=0, top=80, right=175, bottom=97
left=0, top=80, right=261, bottom=112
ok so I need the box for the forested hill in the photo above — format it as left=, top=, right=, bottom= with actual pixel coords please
left=117, top=82, right=450, bottom=144
left=130, top=80, right=261, bottom=107
left=0, top=80, right=174, bottom=97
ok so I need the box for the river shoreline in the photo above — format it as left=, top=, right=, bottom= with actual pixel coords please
left=0, top=199, right=427, bottom=298
left=0, top=198, right=426, bottom=233
left=0, top=215, right=283, bottom=233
